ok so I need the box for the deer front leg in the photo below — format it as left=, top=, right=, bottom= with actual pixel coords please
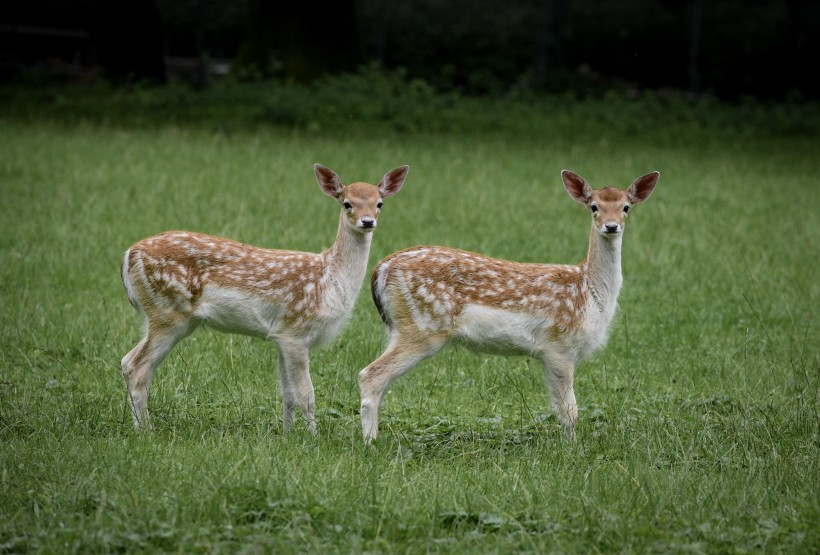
left=277, top=340, right=315, bottom=434
left=276, top=349, right=295, bottom=431
left=540, top=353, right=578, bottom=439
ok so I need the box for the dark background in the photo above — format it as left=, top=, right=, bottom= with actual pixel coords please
left=1, top=0, right=818, bottom=100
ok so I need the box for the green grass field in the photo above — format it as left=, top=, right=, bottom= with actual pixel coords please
left=1, top=86, right=818, bottom=552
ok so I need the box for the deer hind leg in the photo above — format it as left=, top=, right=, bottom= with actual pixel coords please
left=541, top=353, right=578, bottom=438
left=359, top=334, right=446, bottom=442
left=277, top=340, right=315, bottom=434
left=121, top=319, right=194, bottom=430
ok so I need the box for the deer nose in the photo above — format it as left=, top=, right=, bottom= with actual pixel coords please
left=605, top=223, right=620, bottom=233
left=360, top=218, right=376, bottom=228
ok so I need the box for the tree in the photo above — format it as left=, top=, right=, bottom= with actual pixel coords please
left=94, top=0, right=166, bottom=83
left=234, top=0, right=360, bottom=81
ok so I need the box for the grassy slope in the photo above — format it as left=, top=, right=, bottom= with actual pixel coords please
left=0, top=106, right=818, bottom=552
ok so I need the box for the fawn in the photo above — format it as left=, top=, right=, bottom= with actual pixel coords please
left=120, top=164, right=409, bottom=432
left=359, top=169, right=659, bottom=441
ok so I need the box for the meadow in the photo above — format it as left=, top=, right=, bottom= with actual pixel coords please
left=0, top=80, right=818, bottom=552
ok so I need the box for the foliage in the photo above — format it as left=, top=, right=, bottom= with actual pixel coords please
left=2, top=67, right=820, bottom=139
left=7, top=1, right=819, bottom=98
left=0, top=87, right=818, bottom=552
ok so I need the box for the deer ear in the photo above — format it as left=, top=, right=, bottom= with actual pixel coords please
left=627, top=171, right=660, bottom=204
left=315, top=164, right=345, bottom=198
left=377, top=165, right=409, bottom=198
left=562, top=170, right=592, bottom=204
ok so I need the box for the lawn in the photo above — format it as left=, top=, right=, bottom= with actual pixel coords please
left=0, top=84, right=818, bottom=552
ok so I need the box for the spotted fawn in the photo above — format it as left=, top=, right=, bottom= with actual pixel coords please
left=359, top=170, right=659, bottom=441
left=120, top=164, right=409, bottom=432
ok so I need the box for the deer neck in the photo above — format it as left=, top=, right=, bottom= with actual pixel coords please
left=323, top=213, right=373, bottom=300
left=583, top=226, right=623, bottom=315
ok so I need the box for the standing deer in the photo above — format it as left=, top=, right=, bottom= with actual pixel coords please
left=359, top=170, right=659, bottom=441
left=120, top=164, right=409, bottom=432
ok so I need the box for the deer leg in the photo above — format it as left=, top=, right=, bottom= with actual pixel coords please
left=121, top=320, right=193, bottom=430
left=540, top=353, right=578, bottom=438
left=277, top=340, right=315, bottom=434
left=276, top=348, right=295, bottom=432
left=359, top=335, right=445, bottom=442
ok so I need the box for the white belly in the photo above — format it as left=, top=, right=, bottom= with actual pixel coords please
left=194, top=286, right=282, bottom=339
left=454, top=305, right=553, bottom=356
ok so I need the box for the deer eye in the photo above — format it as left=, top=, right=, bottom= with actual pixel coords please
left=376, top=202, right=383, bottom=210
left=343, top=200, right=352, bottom=210
left=623, top=205, right=630, bottom=214
left=590, top=204, right=599, bottom=214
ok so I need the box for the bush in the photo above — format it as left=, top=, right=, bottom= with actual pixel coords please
left=2, top=66, right=819, bottom=138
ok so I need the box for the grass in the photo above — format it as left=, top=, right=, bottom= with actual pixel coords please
left=0, top=83, right=818, bottom=552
